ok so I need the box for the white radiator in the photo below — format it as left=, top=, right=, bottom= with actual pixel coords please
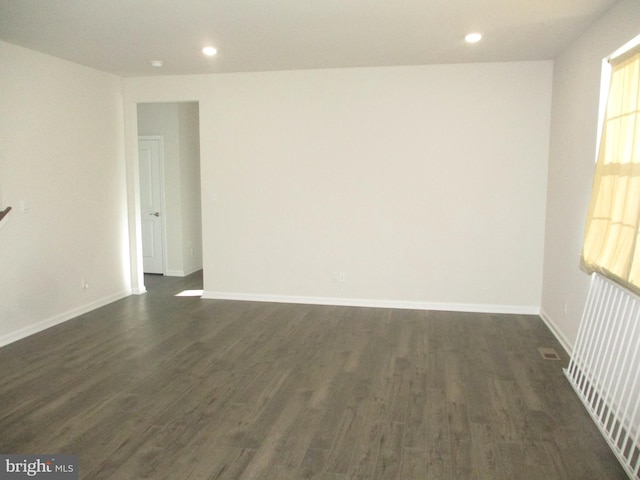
left=565, top=273, right=640, bottom=479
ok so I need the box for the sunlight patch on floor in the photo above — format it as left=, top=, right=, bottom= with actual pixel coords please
left=175, top=289, right=204, bottom=297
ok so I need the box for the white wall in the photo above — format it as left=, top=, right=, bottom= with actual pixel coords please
left=540, top=0, right=640, bottom=352
left=178, top=103, right=203, bottom=275
left=137, top=102, right=202, bottom=277
left=124, top=61, right=552, bottom=312
left=0, top=41, right=130, bottom=346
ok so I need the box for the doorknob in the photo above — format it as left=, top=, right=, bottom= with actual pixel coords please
left=150, top=212, right=160, bottom=217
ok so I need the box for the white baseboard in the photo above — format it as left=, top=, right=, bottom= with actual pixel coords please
left=539, top=307, right=573, bottom=355
left=165, top=269, right=185, bottom=277
left=0, top=289, right=131, bottom=348
left=201, top=291, right=540, bottom=315
left=183, top=265, right=203, bottom=276
left=165, top=266, right=202, bottom=277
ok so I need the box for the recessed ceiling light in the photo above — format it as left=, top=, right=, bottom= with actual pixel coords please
left=465, top=33, right=483, bottom=44
left=150, top=60, right=163, bottom=67
left=202, top=46, right=218, bottom=57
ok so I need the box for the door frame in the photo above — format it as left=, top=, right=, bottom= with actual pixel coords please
left=138, top=135, right=167, bottom=276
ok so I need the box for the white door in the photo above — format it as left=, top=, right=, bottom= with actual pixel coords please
left=138, top=137, right=165, bottom=274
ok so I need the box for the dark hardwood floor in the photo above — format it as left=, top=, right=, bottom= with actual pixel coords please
left=0, top=271, right=627, bottom=479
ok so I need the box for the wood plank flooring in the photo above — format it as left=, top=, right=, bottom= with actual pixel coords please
left=0, top=272, right=628, bottom=479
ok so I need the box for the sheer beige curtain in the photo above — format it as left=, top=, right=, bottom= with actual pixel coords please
left=582, top=45, right=640, bottom=293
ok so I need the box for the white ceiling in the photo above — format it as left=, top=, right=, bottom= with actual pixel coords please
left=0, top=0, right=618, bottom=77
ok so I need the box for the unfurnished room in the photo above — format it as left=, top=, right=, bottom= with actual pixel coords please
left=1, top=0, right=640, bottom=478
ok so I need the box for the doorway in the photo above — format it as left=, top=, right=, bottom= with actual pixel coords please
left=136, top=102, right=203, bottom=286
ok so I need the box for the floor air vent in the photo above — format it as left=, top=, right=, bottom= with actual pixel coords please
left=538, top=347, right=561, bottom=361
